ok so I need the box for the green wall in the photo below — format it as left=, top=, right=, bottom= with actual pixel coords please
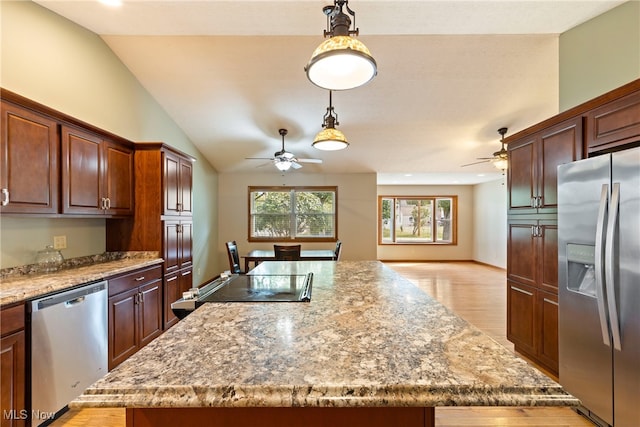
left=0, top=1, right=219, bottom=284
left=559, top=1, right=640, bottom=111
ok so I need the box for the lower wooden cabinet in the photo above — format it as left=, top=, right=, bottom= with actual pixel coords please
left=108, top=265, right=163, bottom=370
left=507, top=280, right=559, bottom=376
left=164, top=268, right=192, bottom=330
left=0, top=304, right=26, bottom=427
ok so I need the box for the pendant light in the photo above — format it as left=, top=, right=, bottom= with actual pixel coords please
left=305, top=0, right=377, bottom=91
left=313, top=91, right=349, bottom=151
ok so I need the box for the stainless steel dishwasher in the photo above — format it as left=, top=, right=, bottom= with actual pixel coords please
left=31, top=280, right=108, bottom=426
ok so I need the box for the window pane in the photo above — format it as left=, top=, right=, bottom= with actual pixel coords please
left=396, top=199, right=433, bottom=243
left=251, top=191, right=292, bottom=238
left=295, top=191, right=335, bottom=238
left=381, top=198, right=394, bottom=243
left=436, top=198, right=452, bottom=242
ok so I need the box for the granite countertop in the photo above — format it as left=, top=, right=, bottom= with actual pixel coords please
left=0, top=252, right=163, bottom=306
left=72, top=260, right=578, bottom=409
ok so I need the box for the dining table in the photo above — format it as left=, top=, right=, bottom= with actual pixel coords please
left=242, top=249, right=335, bottom=272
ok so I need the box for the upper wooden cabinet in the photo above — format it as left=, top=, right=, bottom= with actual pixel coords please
left=62, top=126, right=134, bottom=216
left=1, top=89, right=135, bottom=217
left=0, top=100, right=59, bottom=214
left=587, top=90, right=640, bottom=153
left=507, top=117, right=583, bottom=215
left=163, top=149, right=193, bottom=216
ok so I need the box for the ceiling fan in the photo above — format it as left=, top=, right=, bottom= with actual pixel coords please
left=461, top=127, right=509, bottom=170
left=247, top=128, right=323, bottom=171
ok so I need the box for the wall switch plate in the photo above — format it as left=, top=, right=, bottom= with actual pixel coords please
left=53, top=235, right=67, bottom=250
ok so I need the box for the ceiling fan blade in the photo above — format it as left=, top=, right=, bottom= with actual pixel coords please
left=460, top=159, right=491, bottom=167
left=246, top=157, right=275, bottom=161
left=290, top=161, right=303, bottom=169
left=297, top=158, right=323, bottom=164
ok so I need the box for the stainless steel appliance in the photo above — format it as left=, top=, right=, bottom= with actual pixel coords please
left=31, top=281, right=108, bottom=426
left=171, top=273, right=313, bottom=319
left=558, top=147, right=639, bottom=427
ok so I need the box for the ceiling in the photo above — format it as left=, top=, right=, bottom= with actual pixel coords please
left=34, top=0, right=625, bottom=185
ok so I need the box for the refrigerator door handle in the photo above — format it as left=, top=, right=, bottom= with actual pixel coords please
left=605, top=182, right=622, bottom=351
left=595, top=184, right=611, bottom=347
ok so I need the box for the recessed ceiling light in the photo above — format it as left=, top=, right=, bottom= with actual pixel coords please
left=404, top=174, right=413, bottom=177
left=99, top=0, right=122, bottom=7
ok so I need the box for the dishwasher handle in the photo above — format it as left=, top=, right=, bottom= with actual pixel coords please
left=32, top=281, right=107, bottom=312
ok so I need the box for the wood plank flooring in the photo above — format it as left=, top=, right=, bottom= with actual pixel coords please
left=51, top=261, right=593, bottom=427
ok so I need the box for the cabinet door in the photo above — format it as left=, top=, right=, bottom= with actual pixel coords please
left=507, top=137, right=537, bottom=214
left=537, top=222, right=558, bottom=294
left=163, top=220, right=180, bottom=274
left=103, top=140, right=134, bottom=216
left=164, top=268, right=193, bottom=330
left=61, top=126, right=103, bottom=214
left=1, top=101, right=59, bottom=214
left=537, top=118, right=583, bottom=213
left=0, top=331, right=26, bottom=427
left=537, top=290, right=559, bottom=374
left=507, top=280, right=536, bottom=356
left=179, top=158, right=193, bottom=215
left=179, top=221, right=193, bottom=269
left=138, top=280, right=163, bottom=348
left=587, top=91, right=640, bottom=153
left=507, top=219, right=538, bottom=288
left=163, top=151, right=181, bottom=216
left=108, top=287, right=138, bottom=370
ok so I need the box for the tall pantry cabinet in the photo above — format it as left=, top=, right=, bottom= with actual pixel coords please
left=107, top=143, right=195, bottom=330
left=505, top=79, right=640, bottom=377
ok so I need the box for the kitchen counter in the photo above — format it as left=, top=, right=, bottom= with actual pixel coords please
left=72, top=260, right=577, bottom=425
left=0, top=252, right=163, bottom=306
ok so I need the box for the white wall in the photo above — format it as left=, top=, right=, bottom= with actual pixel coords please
left=218, top=173, right=377, bottom=270
left=472, top=179, right=507, bottom=268
left=0, top=2, right=219, bottom=284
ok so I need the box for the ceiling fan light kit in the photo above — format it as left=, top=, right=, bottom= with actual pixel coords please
left=460, top=127, right=509, bottom=170
left=305, top=0, right=377, bottom=91
left=247, top=128, right=323, bottom=172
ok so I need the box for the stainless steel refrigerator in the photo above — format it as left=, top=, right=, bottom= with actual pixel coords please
left=558, top=146, right=639, bottom=427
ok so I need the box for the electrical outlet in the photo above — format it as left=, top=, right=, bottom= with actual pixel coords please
left=53, top=235, right=67, bottom=250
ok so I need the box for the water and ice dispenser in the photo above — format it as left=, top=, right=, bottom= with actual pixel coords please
left=566, top=243, right=597, bottom=297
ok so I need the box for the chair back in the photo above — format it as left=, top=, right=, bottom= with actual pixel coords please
left=334, top=240, right=342, bottom=261
left=274, top=244, right=301, bottom=261
left=225, top=241, right=243, bottom=274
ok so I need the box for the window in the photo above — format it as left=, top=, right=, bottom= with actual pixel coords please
left=379, top=196, right=456, bottom=244
left=249, top=186, right=337, bottom=242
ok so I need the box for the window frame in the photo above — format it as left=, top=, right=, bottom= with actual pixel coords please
left=248, top=186, right=338, bottom=243
left=378, top=195, right=457, bottom=245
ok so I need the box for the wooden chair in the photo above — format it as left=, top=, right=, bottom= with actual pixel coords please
left=225, top=241, right=244, bottom=274
left=274, top=244, right=301, bottom=261
left=334, top=240, right=342, bottom=261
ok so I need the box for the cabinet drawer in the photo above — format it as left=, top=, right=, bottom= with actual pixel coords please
left=109, top=265, right=162, bottom=296
left=1, top=303, right=25, bottom=336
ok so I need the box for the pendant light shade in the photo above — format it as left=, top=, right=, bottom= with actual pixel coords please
left=313, top=91, right=349, bottom=151
left=305, top=1, right=377, bottom=91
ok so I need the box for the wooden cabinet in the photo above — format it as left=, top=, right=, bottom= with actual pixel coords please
left=62, top=125, right=134, bottom=216
left=587, top=90, right=640, bottom=153
left=507, top=117, right=583, bottom=215
left=108, top=265, right=163, bottom=370
left=1, top=304, right=26, bottom=427
left=1, top=89, right=135, bottom=217
left=106, top=143, right=195, bottom=331
left=507, top=280, right=536, bottom=356
left=164, top=150, right=193, bottom=216
left=0, top=100, right=59, bottom=215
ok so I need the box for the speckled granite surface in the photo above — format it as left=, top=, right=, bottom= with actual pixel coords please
left=72, top=260, right=578, bottom=409
left=0, top=252, right=162, bottom=306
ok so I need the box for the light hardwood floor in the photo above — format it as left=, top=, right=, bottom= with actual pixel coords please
left=51, top=261, right=593, bottom=427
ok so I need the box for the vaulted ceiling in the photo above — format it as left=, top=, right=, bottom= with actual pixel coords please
left=34, top=0, right=626, bottom=184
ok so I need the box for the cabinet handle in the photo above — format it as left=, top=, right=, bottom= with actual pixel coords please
left=100, top=198, right=105, bottom=209
left=543, top=298, right=558, bottom=306
left=176, top=224, right=182, bottom=233
left=182, top=270, right=191, bottom=276
left=135, top=276, right=145, bottom=282
left=510, top=285, right=533, bottom=296
left=1, top=189, right=9, bottom=206
left=166, top=276, right=177, bottom=282
left=531, top=197, right=536, bottom=208
left=531, top=225, right=536, bottom=236
left=139, top=291, right=144, bottom=303
left=106, top=198, right=111, bottom=210
left=537, top=196, right=543, bottom=208
left=177, top=202, right=182, bottom=212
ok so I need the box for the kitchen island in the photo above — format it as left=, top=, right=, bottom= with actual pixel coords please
left=72, top=261, right=578, bottom=427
